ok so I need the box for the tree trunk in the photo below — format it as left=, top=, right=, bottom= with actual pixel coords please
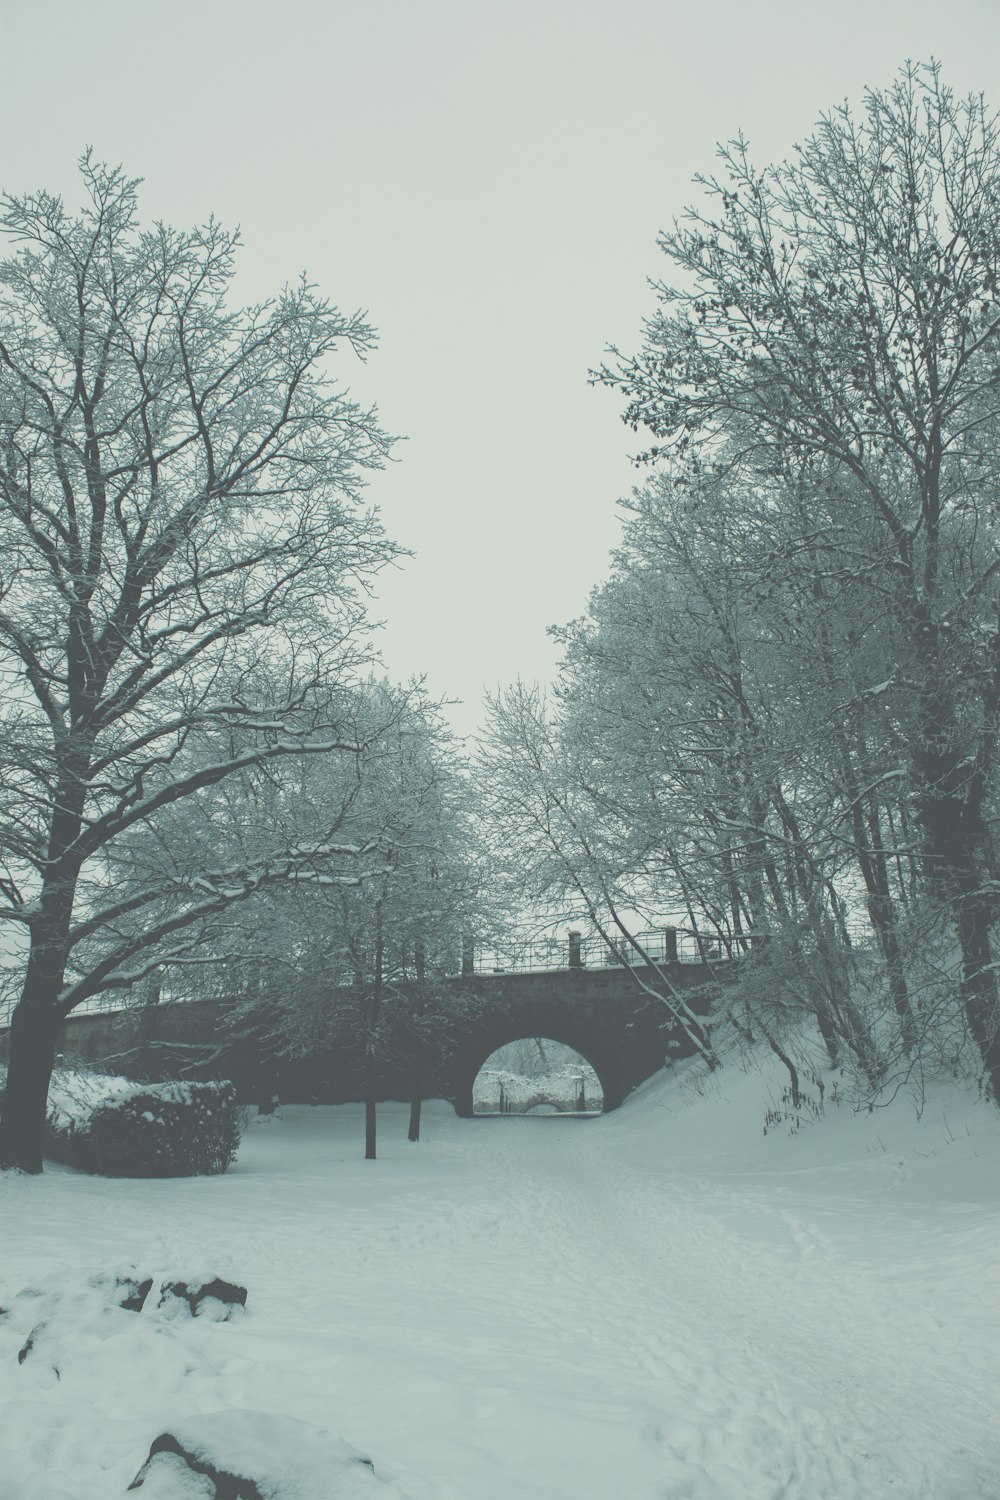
left=365, top=893, right=385, bottom=1160
left=914, top=759, right=1000, bottom=1102
left=1, top=888, right=78, bottom=1173
left=0, top=994, right=63, bottom=1172
left=766, top=1034, right=801, bottom=1110
left=911, top=617, right=1000, bottom=1105
left=407, top=1050, right=422, bottom=1140
left=847, top=770, right=914, bottom=1051
left=813, top=1001, right=842, bottom=1069
left=365, top=1058, right=377, bottom=1160
left=409, top=946, right=426, bottom=1142
left=868, top=893, right=915, bottom=1053
left=957, top=887, right=1000, bottom=1104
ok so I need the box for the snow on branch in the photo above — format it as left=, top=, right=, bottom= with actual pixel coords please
left=59, top=839, right=390, bottom=1012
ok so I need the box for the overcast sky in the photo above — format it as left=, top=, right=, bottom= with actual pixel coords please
left=2, top=0, right=999, bottom=736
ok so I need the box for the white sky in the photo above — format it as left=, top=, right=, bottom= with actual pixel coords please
left=2, top=0, right=999, bottom=736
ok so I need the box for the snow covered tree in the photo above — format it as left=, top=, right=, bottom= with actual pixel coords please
left=0, top=156, right=397, bottom=1171
left=552, top=469, right=913, bottom=1085
left=216, top=680, right=489, bottom=1157
left=478, top=681, right=721, bottom=1071
left=598, top=64, right=1000, bottom=1103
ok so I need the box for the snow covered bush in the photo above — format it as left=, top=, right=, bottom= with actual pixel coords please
left=43, top=1072, right=241, bottom=1177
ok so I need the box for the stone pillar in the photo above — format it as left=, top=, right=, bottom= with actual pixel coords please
left=568, top=930, right=582, bottom=969
left=663, top=927, right=678, bottom=963
left=461, top=933, right=475, bottom=977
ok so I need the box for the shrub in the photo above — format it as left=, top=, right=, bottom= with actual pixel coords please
left=44, top=1073, right=241, bottom=1177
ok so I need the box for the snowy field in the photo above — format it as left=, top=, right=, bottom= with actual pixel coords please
left=2, top=1054, right=999, bottom=1499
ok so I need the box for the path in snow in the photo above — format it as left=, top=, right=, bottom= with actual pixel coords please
left=1, top=1061, right=998, bottom=1499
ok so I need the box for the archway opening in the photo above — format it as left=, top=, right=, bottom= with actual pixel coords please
left=472, top=1037, right=604, bottom=1115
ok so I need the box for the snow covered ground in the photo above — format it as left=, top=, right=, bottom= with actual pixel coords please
left=1, top=1051, right=998, bottom=1498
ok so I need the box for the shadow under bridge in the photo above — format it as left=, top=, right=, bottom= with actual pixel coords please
left=443, top=958, right=718, bottom=1115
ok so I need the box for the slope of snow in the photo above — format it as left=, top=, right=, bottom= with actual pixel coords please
left=1, top=1051, right=998, bottom=1499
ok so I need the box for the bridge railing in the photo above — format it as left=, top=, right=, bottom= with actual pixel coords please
left=464, top=926, right=751, bottom=976
left=0, top=927, right=750, bottom=1026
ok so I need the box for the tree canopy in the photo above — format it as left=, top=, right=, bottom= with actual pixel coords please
left=482, top=64, right=1000, bottom=1107
left=0, top=156, right=399, bottom=1169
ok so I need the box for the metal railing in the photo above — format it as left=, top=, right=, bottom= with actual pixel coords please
left=0, top=926, right=748, bottom=1028
left=462, top=926, right=749, bottom=976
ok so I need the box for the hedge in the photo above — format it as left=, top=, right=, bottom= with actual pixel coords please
left=42, top=1072, right=241, bottom=1177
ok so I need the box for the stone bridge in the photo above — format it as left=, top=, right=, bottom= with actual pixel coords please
left=445, top=964, right=719, bottom=1112
left=37, top=949, right=728, bottom=1114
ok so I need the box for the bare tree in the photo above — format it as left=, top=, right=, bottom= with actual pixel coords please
left=598, top=65, right=1000, bottom=1102
left=479, top=682, right=721, bottom=1071
left=0, top=156, right=398, bottom=1170
left=550, top=476, right=879, bottom=1076
left=217, top=680, right=489, bottom=1157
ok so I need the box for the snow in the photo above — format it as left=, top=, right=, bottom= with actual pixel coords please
left=43, top=1069, right=139, bottom=1135
left=42, top=1070, right=201, bottom=1136
left=132, top=1410, right=401, bottom=1497
left=474, top=1064, right=602, bottom=1112
left=1, top=1050, right=998, bottom=1499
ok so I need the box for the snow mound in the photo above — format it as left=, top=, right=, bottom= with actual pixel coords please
left=601, top=1047, right=1000, bottom=1203
left=129, top=1411, right=404, bottom=1498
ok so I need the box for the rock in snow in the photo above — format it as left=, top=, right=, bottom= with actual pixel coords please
left=158, top=1276, right=247, bottom=1320
left=128, top=1411, right=402, bottom=1498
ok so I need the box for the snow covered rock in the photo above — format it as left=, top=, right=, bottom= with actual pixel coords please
left=4, top=1265, right=245, bottom=1364
left=158, top=1277, right=247, bottom=1320
left=128, top=1411, right=403, bottom=1498
left=119, top=1272, right=156, bottom=1313
left=6, top=1265, right=155, bottom=1382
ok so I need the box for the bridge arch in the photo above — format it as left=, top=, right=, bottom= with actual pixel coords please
left=451, top=1006, right=627, bottom=1116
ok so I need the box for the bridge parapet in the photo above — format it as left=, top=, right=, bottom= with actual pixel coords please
left=464, top=926, right=751, bottom=976
left=0, top=925, right=751, bottom=1027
